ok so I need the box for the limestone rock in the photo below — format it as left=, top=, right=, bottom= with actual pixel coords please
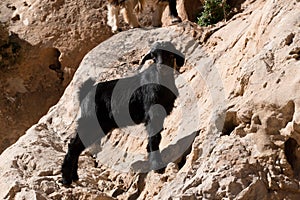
left=0, top=0, right=300, bottom=199
left=177, top=0, right=203, bottom=22
left=0, top=0, right=112, bottom=153
left=0, top=0, right=197, bottom=153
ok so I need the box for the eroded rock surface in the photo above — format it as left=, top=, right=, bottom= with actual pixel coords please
left=0, top=0, right=113, bottom=153
left=0, top=0, right=300, bottom=199
left=0, top=0, right=195, bottom=154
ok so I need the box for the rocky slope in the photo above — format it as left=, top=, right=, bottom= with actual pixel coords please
left=0, top=0, right=113, bottom=153
left=1, top=0, right=300, bottom=199
left=0, top=0, right=200, bottom=154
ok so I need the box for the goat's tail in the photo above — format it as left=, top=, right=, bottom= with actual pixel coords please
left=135, top=0, right=146, bottom=13
left=58, top=79, right=96, bottom=136
left=78, top=78, right=96, bottom=102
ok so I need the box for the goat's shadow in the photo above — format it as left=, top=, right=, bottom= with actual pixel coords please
left=131, top=130, right=199, bottom=173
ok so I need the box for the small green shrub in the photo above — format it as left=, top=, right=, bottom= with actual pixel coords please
left=197, top=0, right=230, bottom=26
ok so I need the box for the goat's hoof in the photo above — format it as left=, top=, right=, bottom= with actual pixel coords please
left=155, top=167, right=165, bottom=174
left=130, top=25, right=141, bottom=29
left=152, top=24, right=162, bottom=28
left=59, top=178, right=72, bottom=186
left=112, top=28, right=122, bottom=34
left=149, top=160, right=165, bottom=172
left=171, top=17, right=182, bottom=24
left=72, top=174, right=79, bottom=182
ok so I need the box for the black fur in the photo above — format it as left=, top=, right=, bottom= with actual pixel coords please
left=61, top=42, right=185, bottom=185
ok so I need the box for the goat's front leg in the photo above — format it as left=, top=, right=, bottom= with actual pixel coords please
left=61, top=133, right=85, bottom=185
left=107, top=4, right=120, bottom=32
left=147, top=133, right=164, bottom=172
left=146, top=106, right=166, bottom=171
left=168, top=0, right=182, bottom=24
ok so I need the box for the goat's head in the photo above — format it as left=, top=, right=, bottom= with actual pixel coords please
left=141, top=41, right=185, bottom=72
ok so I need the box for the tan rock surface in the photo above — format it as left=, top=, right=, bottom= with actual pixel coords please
left=0, top=0, right=113, bottom=153
left=0, top=0, right=191, bottom=153
left=0, top=0, right=300, bottom=199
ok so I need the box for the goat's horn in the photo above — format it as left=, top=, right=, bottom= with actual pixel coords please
left=140, top=51, right=153, bottom=65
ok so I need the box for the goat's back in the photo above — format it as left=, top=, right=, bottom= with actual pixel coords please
left=88, top=65, right=178, bottom=131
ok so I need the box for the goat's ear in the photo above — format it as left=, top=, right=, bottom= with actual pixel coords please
left=175, top=54, right=185, bottom=67
left=140, top=51, right=153, bottom=65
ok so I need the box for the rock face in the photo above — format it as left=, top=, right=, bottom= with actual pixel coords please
left=177, top=0, right=203, bottom=22
left=0, top=25, right=66, bottom=152
left=0, top=0, right=195, bottom=153
left=0, top=0, right=113, bottom=153
left=1, top=0, right=113, bottom=69
left=1, top=0, right=300, bottom=199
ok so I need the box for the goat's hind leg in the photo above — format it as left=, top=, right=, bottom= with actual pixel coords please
left=122, top=0, right=140, bottom=29
left=107, top=3, right=120, bottom=32
left=152, top=1, right=168, bottom=27
left=61, top=133, right=85, bottom=185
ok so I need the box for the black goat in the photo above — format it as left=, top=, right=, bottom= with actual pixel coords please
left=61, top=41, right=185, bottom=185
